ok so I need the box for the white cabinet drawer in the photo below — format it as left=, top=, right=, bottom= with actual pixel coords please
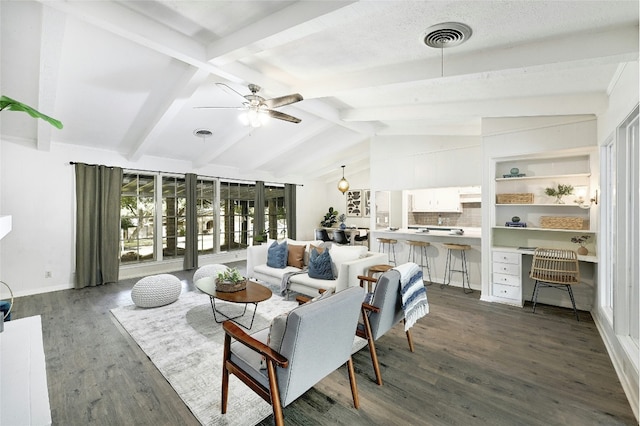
left=492, top=283, right=520, bottom=300
left=492, top=262, right=520, bottom=276
left=492, top=251, right=520, bottom=265
left=493, top=272, right=520, bottom=287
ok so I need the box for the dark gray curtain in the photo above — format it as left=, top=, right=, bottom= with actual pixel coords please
left=285, top=183, right=296, bottom=240
left=74, top=163, right=123, bottom=289
left=184, top=173, right=198, bottom=270
left=254, top=181, right=265, bottom=239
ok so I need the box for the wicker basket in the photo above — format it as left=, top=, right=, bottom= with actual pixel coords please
left=540, top=216, right=584, bottom=230
left=215, top=279, right=247, bottom=293
left=496, top=193, right=534, bottom=204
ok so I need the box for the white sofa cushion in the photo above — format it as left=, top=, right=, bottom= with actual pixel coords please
left=329, top=245, right=367, bottom=277
left=254, top=264, right=302, bottom=281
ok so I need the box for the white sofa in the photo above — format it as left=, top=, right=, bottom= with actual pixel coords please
left=246, top=238, right=387, bottom=298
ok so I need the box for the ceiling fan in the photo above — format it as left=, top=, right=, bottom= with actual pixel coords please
left=196, top=83, right=303, bottom=127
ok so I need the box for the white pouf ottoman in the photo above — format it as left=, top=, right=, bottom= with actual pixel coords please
left=193, top=264, right=229, bottom=284
left=131, top=274, right=182, bottom=308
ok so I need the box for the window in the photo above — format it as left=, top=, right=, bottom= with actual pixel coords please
left=196, top=179, right=217, bottom=255
left=600, top=137, right=615, bottom=321
left=120, top=173, right=286, bottom=264
left=219, top=181, right=254, bottom=252
left=162, top=176, right=187, bottom=259
left=608, top=105, right=639, bottom=365
left=265, top=184, right=287, bottom=240
left=120, top=173, right=155, bottom=263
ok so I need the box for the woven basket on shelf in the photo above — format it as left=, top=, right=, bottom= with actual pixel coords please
left=496, top=193, right=534, bottom=204
left=540, top=216, right=584, bottom=230
left=215, top=279, right=247, bottom=293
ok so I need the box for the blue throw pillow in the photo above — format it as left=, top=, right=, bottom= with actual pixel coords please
left=308, top=248, right=334, bottom=280
left=267, top=241, right=288, bottom=269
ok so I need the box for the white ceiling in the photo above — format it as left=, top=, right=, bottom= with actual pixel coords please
left=1, top=1, right=638, bottom=183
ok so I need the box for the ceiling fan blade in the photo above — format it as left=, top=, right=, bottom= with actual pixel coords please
left=215, top=83, right=248, bottom=104
left=267, top=109, right=301, bottom=123
left=263, top=93, right=303, bottom=109
left=194, top=106, right=246, bottom=110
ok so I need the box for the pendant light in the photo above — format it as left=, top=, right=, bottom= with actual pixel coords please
left=337, top=165, right=349, bottom=194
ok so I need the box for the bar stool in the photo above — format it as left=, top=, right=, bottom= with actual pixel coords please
left=406, top=240, right=432, bottom=285
left=377, top=238, right=397, bottom=265
left=441, top=243, right=473, bottom=294
left=365, top=264, right=394, bottom=292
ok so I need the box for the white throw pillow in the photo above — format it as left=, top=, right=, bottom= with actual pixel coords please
left=329, top=245, right=367, bottom=277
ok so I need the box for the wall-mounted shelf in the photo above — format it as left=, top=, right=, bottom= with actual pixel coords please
left=492, top=226, right=595, bottom=233
left=495, top=173, right=591, bottom=182
left=496, top=203, right=587, bottom=207
left=490, top=151, right=598, bottom=308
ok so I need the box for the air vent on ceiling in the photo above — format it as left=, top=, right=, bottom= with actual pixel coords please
left=193, top=128, right=213, bottom=138
left=422, top=22, right=472, bottom=49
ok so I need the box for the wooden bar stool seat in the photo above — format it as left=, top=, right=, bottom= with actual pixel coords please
left=365, top=264, right=394, bottom=292
left=441, top=243, right=472, bottom=294
left=376, top=238, right=397, bottom=266
left=406, top=240, right=432, bottom=284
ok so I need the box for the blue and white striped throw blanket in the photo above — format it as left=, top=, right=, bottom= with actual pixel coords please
left=394, top=262, right=429, bottom=331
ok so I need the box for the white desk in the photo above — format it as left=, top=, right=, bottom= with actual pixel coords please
left=491, top=246, right=597, bottom=309
left=1, top=315, right=52, bottom=426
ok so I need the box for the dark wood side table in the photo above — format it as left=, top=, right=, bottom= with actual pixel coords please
left=195, top=277, right=272, bottom=329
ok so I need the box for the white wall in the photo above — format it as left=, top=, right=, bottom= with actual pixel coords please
left=370, top=135, right=482, bottom=190
left=323, top=167, right=371, bottom=230
left=0, top=139, right=328, bottom=296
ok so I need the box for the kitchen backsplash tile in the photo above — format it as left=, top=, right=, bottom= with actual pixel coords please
left=408, top=203, right=481, bottom=227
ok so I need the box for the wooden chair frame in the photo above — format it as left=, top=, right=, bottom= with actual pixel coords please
left=357, top=275, right=414, bottom=385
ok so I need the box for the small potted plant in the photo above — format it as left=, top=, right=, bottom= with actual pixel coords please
left=571, top=235, right=591, bottom=255
left=215, top=267, right=246, bottom=292
left=545, top=184, right=574, bottom=204
left=320, top=207, right=338, bottom=227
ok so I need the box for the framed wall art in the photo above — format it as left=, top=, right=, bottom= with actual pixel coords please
left=346, top=189, right=370, bottom=217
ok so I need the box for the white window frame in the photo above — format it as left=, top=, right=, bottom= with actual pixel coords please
left=613, top=105, right=639, bottom=367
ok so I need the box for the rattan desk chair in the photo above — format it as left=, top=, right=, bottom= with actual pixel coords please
left=529, top=248, right=581, bottom=321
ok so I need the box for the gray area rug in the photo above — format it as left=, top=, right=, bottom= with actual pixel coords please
left=111, top=289, right=299, bottom=426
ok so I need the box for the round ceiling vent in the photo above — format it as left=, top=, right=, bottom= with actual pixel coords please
left=422, top=22, right=472, bottom=49
left=193, top=128, right=213, bottom=138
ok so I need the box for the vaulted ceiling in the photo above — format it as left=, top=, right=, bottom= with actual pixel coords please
left=1, top=1, right=638, bottom=183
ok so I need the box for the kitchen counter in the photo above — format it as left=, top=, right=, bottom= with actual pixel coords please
left=373, top=227, right=481, bottom=243
left=370, top=227, right=482, bottom=291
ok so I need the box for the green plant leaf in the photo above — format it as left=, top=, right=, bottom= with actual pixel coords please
left=0, top=95, right=63, bottom=129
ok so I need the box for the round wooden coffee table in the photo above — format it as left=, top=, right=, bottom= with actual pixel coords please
left=195, top=277, right=272, bottom=329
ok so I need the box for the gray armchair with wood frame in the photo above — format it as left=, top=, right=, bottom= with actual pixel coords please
left=221, top=285, right=365, bottom=426
left=357, top=269, right=415, bottom=385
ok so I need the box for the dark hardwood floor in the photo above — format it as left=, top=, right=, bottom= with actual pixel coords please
left=10, top=263, right=637, bottom=425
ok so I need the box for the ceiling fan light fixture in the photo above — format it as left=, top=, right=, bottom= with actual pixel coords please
left=337, top=165, right=349, bottom=194
left=243, top=107, right=269, bottom=128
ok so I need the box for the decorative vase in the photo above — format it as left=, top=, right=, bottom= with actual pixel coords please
left=510, top=167, right=519, bottom=175
left=340, top=222, right=346, bottom=229
left=577, top=246, right=588, bottom=255
left=511, top=216, right=520, bottom=223
left=555, top=196, right=565, bottom=204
